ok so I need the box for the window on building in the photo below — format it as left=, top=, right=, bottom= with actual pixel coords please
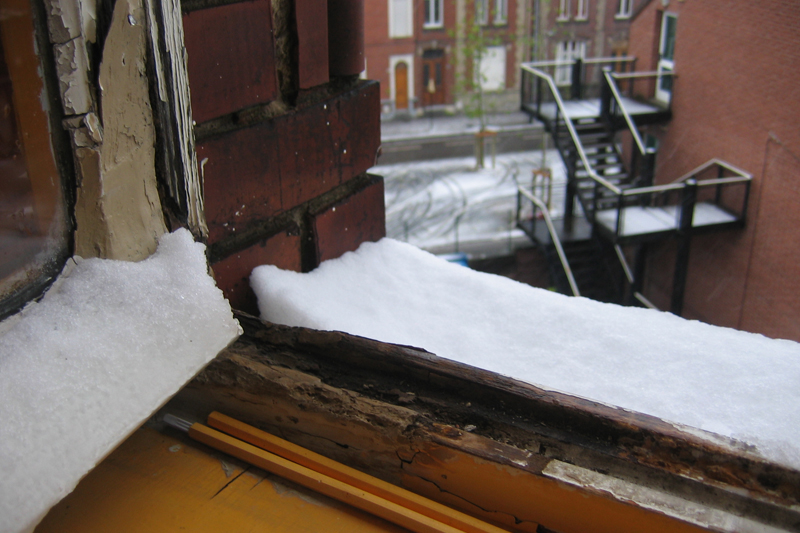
left=476, top=45, right=506, bottom=91
left=424, top=0, right=443, bottom=28
left=576, top=0, right=589, bottom=20
left=555, top=40, right=586, bottom=86
left=389, top=0, right=413, bottom=37
left=557, top=0, right=570, bottom=20
left=616, top=0, right=632, bottom=18
left=475, top=0, right=488, bottom=25
left=493, top=0, right=507, bottom=24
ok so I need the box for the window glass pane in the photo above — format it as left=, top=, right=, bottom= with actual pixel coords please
left=424, top=0, right=442, bottom=26
left=662, top=15, right=677, bottom=60
left=390, top=0, right=412, bottom=37
left=494, top=0, right=507, bottom=23
left=0, top=20, right=69, bottom=317
left=558, top=0, right=570, bottom=19
left=477, top=45, right=506, bottom=91
left=476, top=0, right=488, bottom=24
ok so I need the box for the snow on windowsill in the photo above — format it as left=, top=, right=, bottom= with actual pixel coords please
left=251, top=238, right=800, bottom=472
left=0, top=229, right=241, bottom=533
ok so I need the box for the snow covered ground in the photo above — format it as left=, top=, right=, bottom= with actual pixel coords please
left=376, top=150, right=567, bottom=258
left=252, top=239, right=800, bottom=472
left=0, top=230, right=240, bottom=533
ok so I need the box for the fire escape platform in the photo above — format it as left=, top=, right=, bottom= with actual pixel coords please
left=530, top=98, right=671, bottom=126
left=519, top=215, right=594, bottom=246
left=595, top=203, right=741, bottom=244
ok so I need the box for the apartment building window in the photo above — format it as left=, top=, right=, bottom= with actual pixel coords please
left=389, top=0, right=413, bottom=37
left=476, top=0, right=488, bottom=25
left=493, top=0, right=507, bottom=24
left=424, top=0, right=443, bottom=28
left=575, top=0, right=589, bottom=20
left=555, top=40, right=586, bottom=85
left=477, top=45, right=506, bottom=91
left=557, top=0, right=570, bottom=20
left=616, top=0, right=632, bottom=18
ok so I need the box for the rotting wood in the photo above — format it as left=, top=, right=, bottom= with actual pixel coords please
left=145, top=0, right=207, bottom=238
left=162, top=312, right=800, bottom=532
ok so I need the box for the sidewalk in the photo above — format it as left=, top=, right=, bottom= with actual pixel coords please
left=381, top=110, right=537, bottom=142
left=378, top=111, right=545, bottom=165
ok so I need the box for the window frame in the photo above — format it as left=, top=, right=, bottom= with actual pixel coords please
left=423, top=0, right=444, bottom=29
left=557, top=0, right=571, bottom=21
left=616, top=0, right=632, bottom=19
left=475, top=0, right=488, bottom=25
left=389, top=0, right=414, bottom=38
left=575, top=0, right=589, bottom=21
left=555, top=40, right=586, bottom=86
left=493, top=0, right=507, bottom=25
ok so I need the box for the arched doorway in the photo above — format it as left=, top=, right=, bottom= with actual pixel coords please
left=394, top=62, right=408, bottom=110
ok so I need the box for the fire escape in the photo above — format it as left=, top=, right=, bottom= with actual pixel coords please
left=517, top=58, right=752, bottom=315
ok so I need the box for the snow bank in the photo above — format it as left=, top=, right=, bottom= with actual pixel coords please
left=252, top=238, right=800, bottom=470
left=0, top=229, right=241, bottom=533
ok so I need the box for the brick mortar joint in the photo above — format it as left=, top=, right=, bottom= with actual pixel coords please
left=193, top=78, right=373, bottom=143
left=207, top=172, right=381, bottom=264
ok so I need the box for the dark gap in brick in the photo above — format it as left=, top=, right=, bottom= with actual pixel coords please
left=193, top=100, right=289, bottom=143
left=299, top=211, right=318, bottom=273
left=192, top=79, right=371, bottom=143
left=181, top=0, right=255, bottom=14
left=272, top=0, right=299, bottom=105
left=207, top=172, right=377, bottom=263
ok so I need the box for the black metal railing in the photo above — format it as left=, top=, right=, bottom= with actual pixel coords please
left=599, top=69, right=658, bottom=191
left=600, top=159, right=752, bottom=240
left=520, top=64, right=623, bottom=223
left=516, top=186, right=581, bottom=296
left=520, top=57, right=636, bottom=115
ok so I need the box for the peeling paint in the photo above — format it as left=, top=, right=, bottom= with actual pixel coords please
left=74, top=0, right=166, bottom=259
left=220, top=460, right=236, bottom=478
left=144, top=0, right=206, bottom=237
left=43, top=0, right=81, bottom=43
left=542, top=460, right=787, bottom=533
left=53, top=38, right=91, bottom=115
left=81, top=0, right=97, bottom=43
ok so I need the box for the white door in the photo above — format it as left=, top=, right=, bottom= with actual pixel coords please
left=656, top=12, right=677, bottom=104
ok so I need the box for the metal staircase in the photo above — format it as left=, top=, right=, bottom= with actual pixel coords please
left=517, top=58, right=752, bottom=315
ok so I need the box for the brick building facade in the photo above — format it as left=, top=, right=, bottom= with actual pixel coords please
left=0, top=0, right=385, bottom=320
left=628, top=0, right=800, bottom=341
left=536, top=0, right=640, bottom=84
left=364, top=0, right=531, bottom=115
left=183, top=0, right=385, bottom=315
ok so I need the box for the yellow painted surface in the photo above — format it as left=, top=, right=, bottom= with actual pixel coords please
left=36, top=427, right=409, bottom=533
left=207, top=412, right=512, bottom=533
left=401, top=443, right=712, bottom=533
left=189, top=423, right=470, bottom=533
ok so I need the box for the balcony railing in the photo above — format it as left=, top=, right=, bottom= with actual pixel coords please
left=595, top=158, right=752, bottom=242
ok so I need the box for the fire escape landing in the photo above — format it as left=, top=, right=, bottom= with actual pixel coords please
left=517, top=58, right=752, bottom=315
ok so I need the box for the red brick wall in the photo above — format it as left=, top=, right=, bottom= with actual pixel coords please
left=363, top=0, right=521, bottom=107
left=542, top=0, right=638, bottom=62
left=183, top=0, right=385, bottom=313
left=630, top=0, right=800, bottom=341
